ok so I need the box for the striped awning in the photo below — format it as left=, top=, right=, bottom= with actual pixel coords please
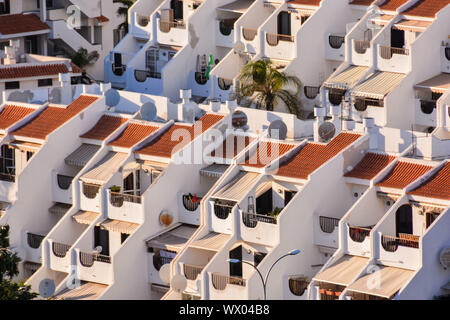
left=200, top=163, right=229, bottom=178
left=100, top=219, right=139, bottom=234
left=190, top=232, right=230, bottom=251
left=72, top=210, right=99, bottom=225
left=394, top=19, right=431, bottom=32
left=217, top=0, right=253, bottom=13
left=56, top=281, right=108, bottom=300
left=80, top=152, right=127, bottom=185
left=65, top=144, right=100, bottom=167
left=146, top=224, right=197, bottom=252
left=313, top=255, right=369, bottom=287
left=48, top=203, right=72, bottom=215
left=415, top=73, right=450, bottom=94
left=352, top=71, right=405, bottom=99
left=324, top=65, right=369, bottom=90
left=347, top=265, right=414, bottom=299
left=213, top=171, right=260, bottom=202
left=255, top=180, right=272, bottom=197
left=142, top=160, right=168, bottom=171
left=8, top=140, right=42, bottom=152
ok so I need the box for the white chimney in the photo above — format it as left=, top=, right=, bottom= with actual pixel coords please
left=314, top=106, right=326, bottom=142
left=179, top=89, right=196, bottom=123
left=363, top=117, right=378, bottom=149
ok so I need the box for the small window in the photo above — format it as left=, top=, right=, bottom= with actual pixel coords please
left=26, top=151, right=34, bottom=161
left=121, top=233, right=129, bottom=244
left=5, top=81, right=20, bottom=90
left=38, top=78, right=53, bottom=87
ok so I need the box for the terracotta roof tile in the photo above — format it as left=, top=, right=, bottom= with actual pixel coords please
left=70, top=62, right=83, bottom=74
left=11, top=95, right=99, bottom=140
left=95, top=15, right=109, bottom=23
left=210, top=135, right=253, bottom=159
left=402, top=0, right=450, bottom=18
left=243, top=141, right=295, bottom=168
left=108, top=123, right=159, bottom=148
left=277, top=132, right=362, bottom=179
left=379, top=0, right=409, bottom=11
left=80, top=115, right=127, bottom=141
left=136, top=114, right=224, bottom=158
left=0, top=63, right=78, bottom=80
left=0, top=13, right=49, bottom=36
left=0, top=105, right=35, bottom=129
left=349, top=0, right=375, bottom=6
left=376, top=161, right=433, bottom=189
left=287, top=0, right=322, bottom=6
left=407, top=162, right=450, bottom=200
left=344, top=153, right=395, bottom=180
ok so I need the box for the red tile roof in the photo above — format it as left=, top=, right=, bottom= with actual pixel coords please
left=276, top=132, right=362, bottom=179
left=376, top=161, right=433, bottom=189
left=407, top=162, right=450, bottom=200
left=402, top=0, right=450, bottom=18
left=136, top=114, right=224, bottom=158
left=287, top=0, right=322, bottom=6
left=379, top=0, right=409, bottom=11
left=95, top=15, right=110, bottom=23
left=344, top=153, right=396, bottom=180
left=0, top=13, right=50, bottom=36
left=349, top=0, right=375, bottom=6
left=70, top=62, right=83, bottom=74
left=210, top=135, right=253, bottom=159
left=108, top=123, right=160, bottom=148
left=0, top=105, right=35, bottom=130
left=243, top=141, right=295, bottom=168
left=0, top=63, right=80, bottom=80
left=80, top=115, right=127, bottom=141
left=11, top=95, right=99, bottom=140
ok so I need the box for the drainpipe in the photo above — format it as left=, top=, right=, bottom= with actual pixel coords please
left=39, top=0, right=47, bottom=22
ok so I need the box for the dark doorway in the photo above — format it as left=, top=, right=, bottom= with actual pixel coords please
left=94, top=226, right=110, bottom=256
left=284, top=191, right=297, bottom=206
left=25, top=36, right=38, bottom=54
left=170, top=0, right=183, bottom=21
left=123, top=172, right=134, bottom=193
left=395, top=204, right=413, bottom=236
left=426, top=212, right=440, bottom=229
left=391, top=29, right=405, bottom=49
left=229, top=245, right=242, bottom=278
left=256, top=188, right=273, bottom=215
left=0, top=0, right=10, bottom=15
left=277, top=11, right=291, bottom=36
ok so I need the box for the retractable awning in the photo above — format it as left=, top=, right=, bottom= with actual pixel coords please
left=394, top=19, right=431, bottom=32
left=146, top=224, right=197, bottom=252
left=217, top=0, right=253, bottom=13
left=8, top=140, right=42, bottom=152
left=346, top=265, right=414, bottom=299
left=80, top=152, right=127, bottom=185
left=99, top=219, right=139, bottom=235
left=313, top=255, right=369, bottom=287
left=48, top=203, right=71, bottom=215
left=352, top=71, right=406, bottom=99
left=190, top=232, right=230, bottom=251
left=72, top=210, right=99, bottom=225
left=200, top=163, right=229, bottom=178
left=141, top=160, right=168, bottom=171
left=255, top=180, right=272, bottom=197
left=324, top=66, right=369, bottom=90
left=65, top=144, right=100, bottom=167
left=415, top=73, right=450, bottom=94
left=213, top=171, right=260, bottom=202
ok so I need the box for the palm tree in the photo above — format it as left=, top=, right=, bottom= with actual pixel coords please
left=116, top=0, right=135, bottom=33
left=234, top=59, right=304, bottom=117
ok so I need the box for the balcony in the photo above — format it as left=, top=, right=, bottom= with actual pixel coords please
left=304, top=86, right=320, bottom=100
left=378, top=233, right=420, bottom=269
left=182, top=194, right=202, bottom=212
left=352, top=39, right=371, bottom=66
left=211, top=273, right=246, bottom=290
left=377, top=45, right=410, bottom=73
left=314, top=216, right=340, bottom=248
left=209, top=272, right=247, bottom=299
left=240, top=211, right=278, bottom=246
left=49, top=240, right=72, bottom=273
left=415, top=99, right=437, bottom=127
left=288, top=276, right=308, bottom=298
left=107, top=190, right=143, bottom=224
left=265, top=33, right=295, bottom=60
left=216, top=20, right=235, bottom=48
left=25, top=232, right=45, bottom=263
left=183, top=263, right=204, bottom=281
left=157, top=18, right=187, bottom=46
left=79, top=182, right=101, bottom=212
left=346, top=225, right=372, bottom=257
left=441, top=46, right=450, bottom=73
left=77, top=250, right=113, bottom=284
left=52, top=171, right=73, bottom=204
left=214, top=202, right=233, bottom=220
left=242, top=28, right=257, bottom=42
left=326, top=35, right=345, bottom=61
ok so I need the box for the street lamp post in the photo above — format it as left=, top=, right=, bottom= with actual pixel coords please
left=228, top=249, right=300, bottom=300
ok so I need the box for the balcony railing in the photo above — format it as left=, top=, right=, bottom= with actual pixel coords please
left=348, top=226, right=372, bottom=243
left=379, top=46, right=409, bottom=60
left=110, top=192, right=142, bottom=207
left=319, top=216, right=340, bottom=234
left=445, top=47, right=450, bottom=61
left=319, top=288, right=341, bottom=300
left=211, top=273, right=246, bottom=290
left=52, top=242, right=71, bottom=258
left=79, top=252, right=111, bottom=267
left=219, top=20, right=233, bottom=36
left=27, top=233, right=45, bottom=249
left=354, top=40, right=370, bottom=54
left=381, top=234, right=419, bottom=252
left=242, top=212, right=277, bottom=228
left=0, top=173, right=15, bottom=182
left=266, top=33, right=294, bottom=46
left=183, top=264, right=204, bottom=280
left=242, top=28, right=257, bottom=41
left=159, top=20, right=185, bottom=33
left=218, top=78, right=232, bottom=91
left=182, top=194, right=201, bottom=212
left=214, top=203, right=233, bottom=220
left=304, top=86, right=320, bottom=100
left=329, top=35, right=345, bottom=49
left=328, top=92, right=344, bottom=106
left=153, top=255, right=174, bottom=271
left=136, top=14, right=149, bottom=27
left=195, top=72, right=208, bottom=85
left=420, top=100, right=436, bottom=114
left=288, top=276, right=308, bottom=296
left=134, top=69, right=148, bottom=82
left=57, top=174, right=73, bottom=190
left=82, top=183, right=100, bottom=199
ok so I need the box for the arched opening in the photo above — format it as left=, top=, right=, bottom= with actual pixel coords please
left=395, top=204, right=413, bottom=236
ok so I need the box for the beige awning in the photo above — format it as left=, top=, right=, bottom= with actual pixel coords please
left=190, top=232, right=230, bottom=251
left=217, top=0, right=253, bottom=13
left=146, top=224, right=197, bottom=252
left=72, top=210, right=99, bottom=225
left=313, top=255, right=369, bottom=287
left=23, top=261, right=41, bottom=271
left=65, top=144, right=100, bottom=167
left=80, top=152, right=127, bottom=185
left=48, top=203, right=71, bottom=215
left=346, top=265, right=414, bottom=299
left=200, top=163, right=229, bottom=178
left=352, top=71, right=405, bottom=99
left=415, top=73, right=450, bottom=94
left=213, top=171, right=260, bottom=202
left=142, top=160, right=168, bottom=171
left=100, top=219, right=139, bottom=234
left=394, top=19, right=431, bottom=32
left=56, top=281, right=108, bottom=300
left=255, top=180, right=272, bottom=197
left=324, top=65, right=369, bottom=90
left=8, top=140, right=42, bottom=152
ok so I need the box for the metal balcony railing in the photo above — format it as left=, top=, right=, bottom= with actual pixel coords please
left=57, top=174, right=73, bottom=190
left=82, top=183, right=100, bottom=199
left=79, top=251, right=111, bottom=267
left=381, top=234, right=419, bottom=252
left=153, top=255, right=174, bottom=271
left=27, top=233, right=45, bottom=249
left=288, top=276, right=308, bottom=296
left=52, top=242, right=71, bottom=258
left=266, top=33, right=294, bottom=46
left=159, top=20, right=185, bottom=33
left=329, top=35, right=345, bottom=49
left=0, top=172, right=15, bottom=182
left=214, top=203, right=233, bottom=220
left=242, top=212, right=277, bottom=228
left=182, top=194, right=201, bottom=211
left=211, top=273, right=246, bottom=290
left=304, top=86, right=320, bottom=100
left=242, top=28, right=257, bottom=41
left=319, top=216, right=340, bottom=234
left=354, top=40, right=370, bottom=54
left=379, top=46, right=409, bottom=60
left=183, top=264, right=204, bottom=280
left=348, top=226, right=371, bottom=243
left=110, top=192, right=142, bottom=207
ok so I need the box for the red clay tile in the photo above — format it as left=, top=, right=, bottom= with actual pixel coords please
left=210, top=135, right=253, bottom=159
left=11, top=95, right=99, bottom=140
left=287, top=0, right=322, bottom=6
left=108, top=123, right=159, bottom=148
left=344, top=152, right=395, bottom=180
left=376, top=161, right=433, bottom=189
left=95, top=15, right=109, bottom=23
left=402, top=0, right=450, bottom=18
left=379, top=0, right=409, bottom=11
left=349, top=0, right=375, bottom=6
left=407, top=162, right=450, bottom=200
left=0, top=13, right=49, bottom=36
left=0, top=63, right=78, bottom=80
left=0, top=105, right=35, bottom=130
left=243, top=141, right=295, bottom=168
left=80, top=115, right=127, bottom=141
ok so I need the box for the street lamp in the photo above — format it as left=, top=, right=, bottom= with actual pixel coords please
left=227, top=249, right=300, bottom=300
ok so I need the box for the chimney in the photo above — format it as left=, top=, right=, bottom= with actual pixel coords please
left=58, top=73, right=72, bottom=105
left=330, top=104, right=342, bottom=133
left=313, top=106, right=326, bottom=142
left=363, top=117, right=378, bottom=149
left=179, top=89, right=196, bottom=123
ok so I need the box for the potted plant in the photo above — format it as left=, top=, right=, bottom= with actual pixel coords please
left=268, top=207, right=281, bottom=217
left=110, top=185, right=121, bottom=193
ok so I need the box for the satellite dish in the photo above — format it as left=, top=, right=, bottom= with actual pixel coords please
left=159, top=264, right=171, bottom=283
left=140, top=102, right=158, bottom=121
left=232, top=110, right=248, bottom=129
left=439, top=247, right=450, bottom=270
left=171, top=274, right=187, bottom=293
left=268, top=120, right=287, bottom=140
left=159, top=210, right=173, bottom=226
left=105, top=89, right=120, bottom=107
left=318, top=121, right=336, bottom=141
left=233, top=41, right=245, bottom=54
left=39, top=279, right=56, bottom=298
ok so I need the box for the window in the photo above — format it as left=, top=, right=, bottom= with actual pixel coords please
left=123, top=173, right=134, bottom=194
left=0, top=0, right=10, bottom=15
left=5, top=81, right=20, bottom=90
left=94, top=226, right=110, bottom=256
left=38, top=78, right=53, bottom=87
left=121, top=233, right=129, bottom=244
left=26, top=151, right=34, bottom=161
left=254, top=252, right=267, bottom=267
left=0, top=145, right=15, bottom=180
